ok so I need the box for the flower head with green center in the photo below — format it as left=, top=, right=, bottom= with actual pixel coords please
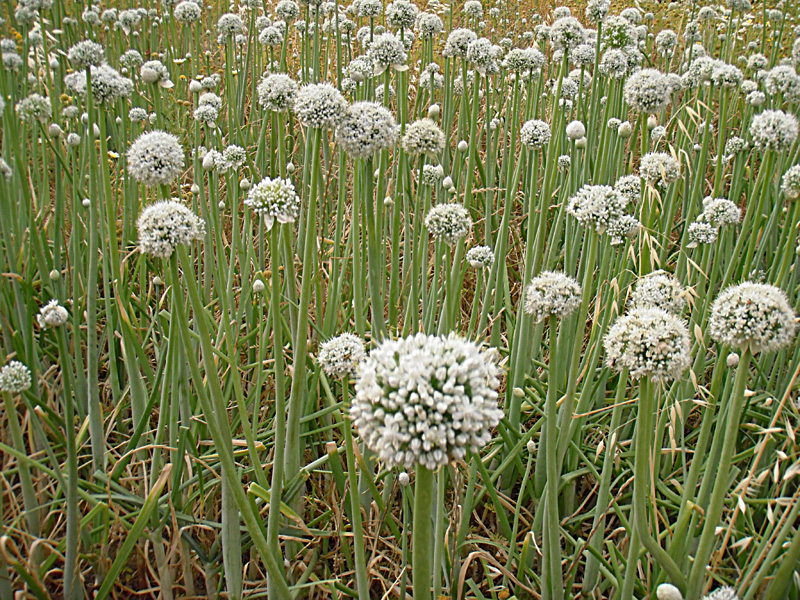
left=244, top=176, right=301, bottom=230
left=352, top=332, right=503, bottom=470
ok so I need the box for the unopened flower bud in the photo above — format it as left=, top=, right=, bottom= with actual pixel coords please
left=428, top=103, right=440, bottom=119
left=726, top=352, right=740, bottom=367
left=458, top=140, right=469, bottom=153
left=398, top=472, right=410, bottom=486
left=253, top=279, right=265, bottom=293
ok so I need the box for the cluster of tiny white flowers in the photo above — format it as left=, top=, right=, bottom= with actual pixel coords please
left=749, top=110, right=799, bottom=152
left=604, top=307, right=691, bottom=381
left=700, top=197, right=741, bottom=227
left=655, top=30, right=678, bottom=57
left=466, top=245, right=494, bottom=269
left=781, top=165, right=800, bottom=199
left=520, top=119, right=551, bottom=149
left=415, top=12, right=444, bottom=36
left=0, top=361, right=32, bottom=393
left=37, top=299, right=69, bottom=328
left=607, top=214, right=641, bottom=245
left=244, top=176, right=302, bottom=230
left=425, top=203, right=472, bottom=245
left=599, top=49, right=629, bottom=79
left=629, top=271, right=686, bottom=315
left=16, top=93, right=52, bottom=122
left=549, top=16, right=585, bottom=51
left=503, top=48, right=545, bottom=73
left=259, top=26, right=284, bottom=46
left=524, top=271, right=582, bottom=322
left=217, top=13, right=244, bottom=37
left=293, top=83, right=347, bottom=129
left=567, top=184, right=627, bottom=234
left=386, top=0, right=418, bottom=29
left=724, top=136, right=748, bottom=156
left=137, top=200, right=205, bottom=258
left=602, top=15, right=635, bottom=48
left=67, top=40, right=104, bottom=68
left=402, top=118, right=445, bottom=156
left=466, top=37, right=498, bottom=75
left=420, top=163, right=444, bottom=185
left=442, top=28, right=477, bottom=58
left=463, top=0, right=483, bottom=19
left=701, top=587, right=740, bottom=600
left=709, top=282, right=796, bottom=354
left=64, top=64, right=133, bottom=104
left=585, top=0, right=610, bottom=22
left=276, top=0, right=300, bottom=20
left=351, top=332, right=503, bottom=470
left=640, top=152, right=681, bottom=188
left=318, top=333, right=367, bottom=379
left=623, top=69, right=672, bottom=113
left=614, top=174, right=641, bottom=203
left=127, top=131, right=185, bottom=186
left=367, top=33, right=407, bottom=73
left=257, top=73, right=298, bottom=112
left=336, top=101, right=398, bottom=158
left=140, top=60, right=172, bottom=86
left=764, top=65, right=800, bottom=102
left=687, top=221, right=719, bottom=247
left=174, top=1, right=202, bottom=23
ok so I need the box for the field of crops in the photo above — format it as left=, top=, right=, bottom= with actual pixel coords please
left=1, top=0, right=800, bottom=598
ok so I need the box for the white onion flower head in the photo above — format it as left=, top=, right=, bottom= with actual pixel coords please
left=67, top=40, right=104, bottom=68
left=640, top=152, right=681, bottom=188
left=687, top=222, right=718, bottom=247
left=520, top=119, right=551, bottom=149
left=463, top=0, right=483, bottom=19
left=37, top=299, right=69, bottom=328
left=585, top=0, right=610, bottom=22
left=386, top=0, right=418, bottom=29
left=466, top=37, right=498, bottom=75
left=137, top=201, right=205, bottom=258
left=566, top=120, right=585, bottom=140
left=709, top=282, right=796, bottom=354
left=351, top=332, right=503, bottom=470
left=656, top=583, right=684, bottom=600
left=245, top=176, right=301, bottom=230
left=140, top=60, right=172, bottom=87
left=567, top=184, right=627, bottom=234
left=426, top=203, right=472, bottom=245
left=701, top=197, right=741, bottom=226
left=277, top=0, right=300, bottom=20
left=614, top=174, right=641, bottom=203
left=466, top=245, right=494, bottom=269
left=174, top=1, right=202, bottom=23
left=781, top=165, right=800, bottom=199
left=64, top=64, right=133, bottom=104
left=549, top=16, right=585, bottom=51
left=16, top=94, right=52, bottom=122
left=257, top=73, right=298, bottom=112
left=294, top=83, right=347, bottom=129
left=524, top=271, right=582, bottom=322
left=749, top=110, right=798, bottom=152
left=217, top=13, right=244, bottom=38
left=630, top=271, right=686, bottom=315
left=443, top=28, right=477, bottom=58
left=604, top=307, right=691, bottom=381
left=702, top=587, right=740, bottom=600
left=607, top=214, right=641, bottom=245
left=402, top=118, right=445, bottom=156
left=336, top=102, right=398, bottom=158
left=0, top=361, right=32, bottom=393
left=624, top=69, right=672, bottom=113
left=415, top=12, right=444, bottom=36
left=128, top=131, right=184, bottom=186
left=318, top=333, right=367, bottom=379
left=367, top=33, right=407, bottom=74
left=602, top=15, right=635, bottom=48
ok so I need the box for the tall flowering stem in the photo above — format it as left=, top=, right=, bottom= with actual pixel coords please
left=413, top=465, right=435, bottom=600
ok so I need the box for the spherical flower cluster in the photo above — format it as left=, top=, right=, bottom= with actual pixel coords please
left=566, top=120, right=585, bottom=140
left=598, top=49, right=628, bottom=79
left=602, top=16, right=635, bottom=49
left=318, top=333, right=367, bottom=378
left=630, top=271, right=686, bottom=315
left=725, top=136, right=748, bottom=156
left=358, top=0, right=383, bottom=17
left=37, top=299, right=69, bottom=328
left=604, top=307, right=691, bottom=381
left=655, top=29, right=678, bottom=57
left=520, top=119, right=551, bottom=149
left=749, top=110, right=799, bottom=152
left=657, top=584, right=684, bottom=600
left=549, top=16, right=585, bottom=51
left=701, top=197, right=741, bottom=226
left=140, top=60, right=172, bottom=87
left=137, top=201, right=205, bottom=258
left=351, top=332, right=503, bottom=470
left=244, top=176, right=301, bottom=230
left=259, top=26, right=284, bottom=46
left=120, top=49, right=143, bottom=70
left=386, top=0, right=418, bottom=29
left=503, top=48, right=545, bottom=73
left=524, top=271, right=582, bottom=322
left=614, top=174, right=641, bottom=203
left=567, top=184, right=627, bottom=233
left=607, top=214, right=641, bottom=245
left=443, top=28, right=477, bottom=58
left=466, top=37, right=498, bottom=75
left=585, top=0, right=610, bottom=22
left=174, top=1, right=202, bottom=23
left=257, top=73, right=298, bottom=112
left=702, top=586, right=740, bottom=600
left=463, top=0, right=483, bottom=19
left=624, top=69, right=672, bottom=113
left=709, top=282, right=796, bottom=354
left=402, top=118, right=445, bottom=156
left=425, top=203, right=472, bottom=245
left=276, top=0, right=300, bottom=21
left=688, top=222, right=718, bottom=246
left=336, top=101, right=398, bottom=158
left=781, top=165, right=800, bottom=199
left=466, top=245, right=494, bottom=269
left=0, top=361, right=32, bottom=393
left=64, top=64, right=133, bottom=104
left=16, top=93, right=52, bottom=122
left=367, top=33, right=407, bottom=73
left=128, top=131, right=184, bottom=186
left=217, top=13, right=244, bottom=38
left=764, top=66, right=800, bottom=102
left=416, top=12, right=444, bottom=36
left=67, top=40, right=104, bottom=68
left=293, top=83, right=347, bottom=129
left=640, top=152, right=681, bottom=188
left=420, top=163, right=444, bottom=185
